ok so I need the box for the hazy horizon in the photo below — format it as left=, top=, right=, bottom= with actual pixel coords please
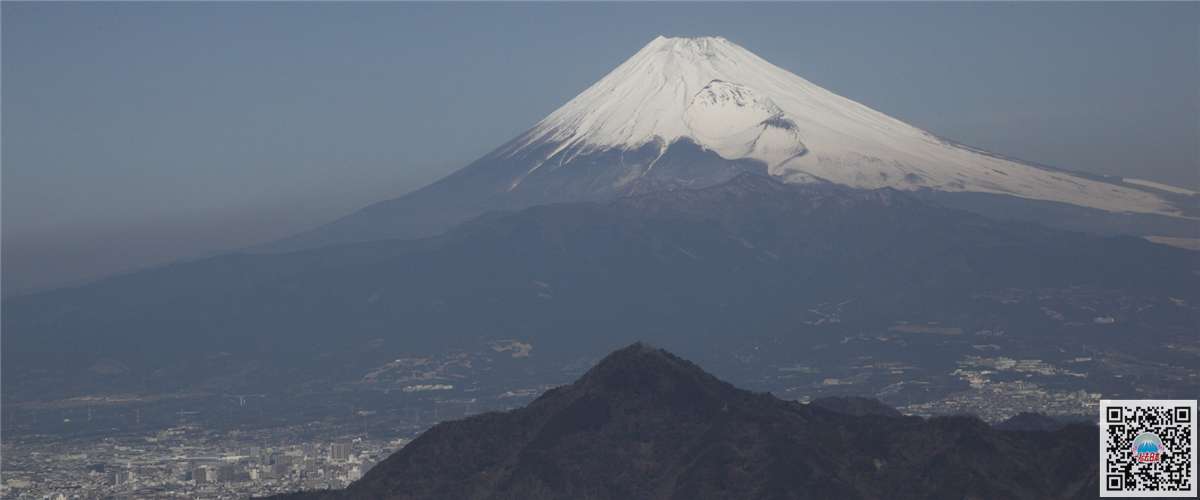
left=4, top=2, right=1197, bottom=294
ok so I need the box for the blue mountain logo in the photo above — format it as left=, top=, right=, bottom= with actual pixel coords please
left=1131, top=432, right=1163, bottom=463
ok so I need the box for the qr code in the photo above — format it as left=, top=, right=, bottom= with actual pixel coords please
left=1100, top=399, right=1197, bottom=497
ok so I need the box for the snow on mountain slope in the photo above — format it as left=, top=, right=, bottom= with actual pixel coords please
left=683, top=80, right=807, bottom=169
left=503, top=36, right=1183, bottom=216
left=263, top=35, right=1192, bottom=253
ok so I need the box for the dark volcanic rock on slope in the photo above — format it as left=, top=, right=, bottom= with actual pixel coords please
left=3, top=174, right=1197, bottom=399
left=267, top=343, right=1098, bottom=500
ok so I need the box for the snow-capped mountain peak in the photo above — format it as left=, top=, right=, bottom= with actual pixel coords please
left=265, top=35, right=1193, bottom=253
left=505, top=35, right=1181, bottom=216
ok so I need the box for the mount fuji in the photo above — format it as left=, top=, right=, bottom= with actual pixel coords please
left=270, top=36, right=1194, bottom=252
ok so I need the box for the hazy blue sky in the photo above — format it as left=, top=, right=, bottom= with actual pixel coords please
left=3, top=2, right=1197, bottom=294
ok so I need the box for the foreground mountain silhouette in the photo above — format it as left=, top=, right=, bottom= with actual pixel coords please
left=268, top=343, right=1098, bottom=500
left=268, top=35, right=1194, bottom=252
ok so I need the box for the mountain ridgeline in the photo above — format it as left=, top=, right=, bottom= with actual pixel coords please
left=266, top=343, right=1099, bottom=500
left=267, top=36, right=1195, bottom=252
left=3, top=174, right=1195, bottom=399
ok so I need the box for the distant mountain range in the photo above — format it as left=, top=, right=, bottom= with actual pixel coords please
left=4, top=174, right=1194, bottom=399
left=267, top=36, right=1196, bottom=253
left=266, top=343, right=1099, bottom=500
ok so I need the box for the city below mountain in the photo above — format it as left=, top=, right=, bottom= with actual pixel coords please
left=267, top=36, right=1197, bottom=253
left=266, top=343, right=1099, bottom=500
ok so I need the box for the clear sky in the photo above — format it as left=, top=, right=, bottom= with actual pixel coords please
left=3, top=2, right=1197, bottom=294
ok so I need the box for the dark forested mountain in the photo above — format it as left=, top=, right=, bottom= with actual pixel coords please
left=267, top=343, right=1099, bottom=500
left=2, top=174, right=1196, bottom=399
